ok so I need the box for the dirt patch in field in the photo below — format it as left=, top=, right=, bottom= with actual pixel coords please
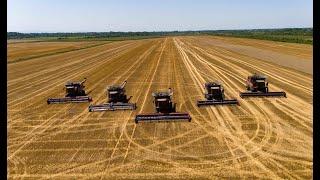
left=194, top=36, right=313, bottom=74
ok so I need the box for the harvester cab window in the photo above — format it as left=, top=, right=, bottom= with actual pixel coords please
left=157, top=98, right=169, bottom=102
left=66, top=85, right=74, bottom=93
left=210, top=86, right=220, bottom=93
left=109, top=91, right=118, bottom=95
left=157, top=100, right=167, bottom=106
left=255, top=80, right=265, bottom=88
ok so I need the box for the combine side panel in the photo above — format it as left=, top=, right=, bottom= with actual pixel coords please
left=88, top=103, right=136, bottom=112
left=47, top=96, right=92, bottom=104
left=135, top=112, right=191, bottom=123
left=239, top=91, right=286, bottom=98
left=197, top=99, right=238, bottom=107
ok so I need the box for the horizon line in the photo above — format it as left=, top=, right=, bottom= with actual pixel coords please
left=8, top=27, right=313, bottom=34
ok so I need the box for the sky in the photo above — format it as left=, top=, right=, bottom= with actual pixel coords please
left=7, top=0, right=313, bottom=33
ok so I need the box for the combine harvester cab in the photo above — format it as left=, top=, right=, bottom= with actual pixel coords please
left=135, top=88, right=191, bottom=123
left=88, top=81, right=136, bottom=112
left=197, top=82, right=239, bottom=107
left=239, top=73, right=286, bottom=98
left=47, top=78, right=92, bottom=104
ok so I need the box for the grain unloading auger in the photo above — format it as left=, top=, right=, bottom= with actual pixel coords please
left=197, top=82, right=239, bottom=107
left=88, top=81, right=136, bottom=112
left=239, top=73, right=286, bottom=98
left=47, top=78, right=92, bottom=104
left=135, top=88, right=191, bottom=123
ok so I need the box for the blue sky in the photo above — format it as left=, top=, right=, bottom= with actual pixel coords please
left=8, top=0, right=313, bottom=32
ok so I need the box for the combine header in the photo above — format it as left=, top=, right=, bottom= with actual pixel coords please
left=197, top=82, right=238, bottom=107
left=88, top=81, right=136, bottom=112
left=47, top=78, right=92, bottom=104
left=239, top=73, right=286, bottom=98
left=135, top=88, right=191, bottom=123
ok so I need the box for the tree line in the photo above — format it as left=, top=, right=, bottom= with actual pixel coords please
left=7, top=28, right=312, bottom=44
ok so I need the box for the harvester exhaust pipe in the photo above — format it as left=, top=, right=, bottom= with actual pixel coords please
left=168, top=88, right=173, bottom=96
left=120, top=81, right=127, bottom=89
left=81, top=78, right=87, bottom=84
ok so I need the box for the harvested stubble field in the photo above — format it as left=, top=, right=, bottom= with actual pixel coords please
left=8, top=41, right=108, bottom=63
left=8, top=36, right=312, bottom=179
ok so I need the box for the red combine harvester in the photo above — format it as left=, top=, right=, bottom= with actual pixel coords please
left=135, top=88, right=191, bottom=123
left=47, top=78, right=92, bottom=104
left=240, top=73, right=286, bottom=98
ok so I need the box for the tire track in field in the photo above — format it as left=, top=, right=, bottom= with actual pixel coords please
left=185, top=41, right=311, bottom=160
left=8, top=40, right=159, bottom=160
left=8, top=42, right=142, bottom=142
left=57, top=42, right=160, bottom=167
left=120, top=38, right=192, bottom=165
left=7, top=41, right=141, bottom=117
left=175, top=38, right=285, bottom=179
left=76, top=40, right=162, bottom=171
left=32, top=39, right=159, bottom=139
left=175, top=38, right=252, bottom=166
left=179, top=38, right=292, bottom=149
left=111, top=38, right=167, bottom=169
left=8, top=46, right=133, bottom=112
left=174, top=38, right=243, bottom=163
left=187, top=41, right=312, bottom=133
left=6, top=40, right=138, bottom=121
left=7, top=42, right=134, bottom=97
left=39, top=128, right=204, bottom=180
left=194, top=42, right=313, bottom=102
left=100, top=40, right=164, bottom=161
left=8, top=41, right=110, bottom=64
left=8, top=43, right=136, bottom=106
left=8, top=40, right=160, bottom=176
left=188, top=36, right=312, bottom=86
left=147, top=38, right=232, bottom=163
left=42, top=39, right=168, bottom=179
left=7, top=43, right=136, bottom=128
left=185, top=37, right=312, bottom=95
left=177, top=39, right=259, bottom=166
left=8, top=41, right=132, bottom=85
left=118, top=38, right=225, bottom=163
left=176, top=37, right=310, bottom=179
left=87, top=38, right=206, bottom=176
left=181, top=38, right=312, bottom=132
